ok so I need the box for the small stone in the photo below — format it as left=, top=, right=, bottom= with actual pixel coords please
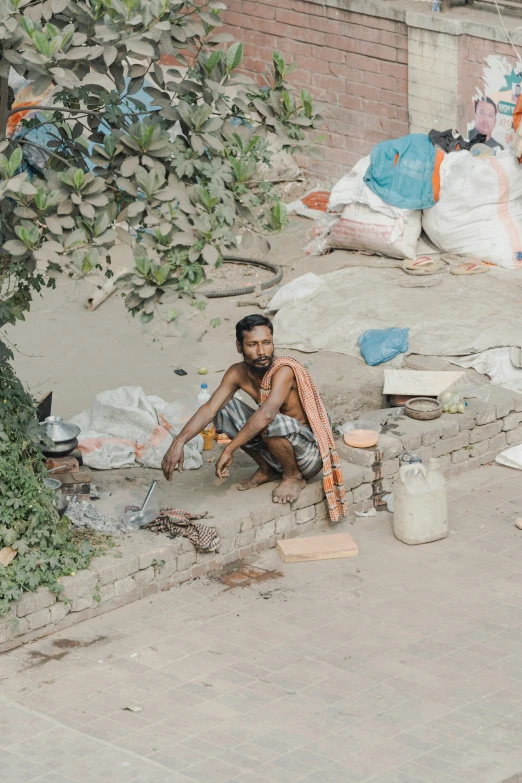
left=516, top=519, right=522, bottom=530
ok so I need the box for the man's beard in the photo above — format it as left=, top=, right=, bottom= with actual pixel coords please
left=246, top=355, right=274, bottom=376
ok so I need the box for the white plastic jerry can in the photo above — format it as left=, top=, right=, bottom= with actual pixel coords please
left=392, top=458, right=448, bottom=545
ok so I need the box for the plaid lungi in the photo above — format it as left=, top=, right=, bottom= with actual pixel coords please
left=214, top=397, right=322, bottom=479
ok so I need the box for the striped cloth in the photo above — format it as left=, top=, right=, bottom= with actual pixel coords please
left=260, top=357, right=348, bottom=522
left=215, top=397, right=322, bottom=479
left=144, top=509, right=219, bottom=552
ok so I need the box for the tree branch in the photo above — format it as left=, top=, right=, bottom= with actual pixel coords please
left=8, top=104, right=161, bottom=119
left=0, top=78, right=9, bottom=142
left=13, top=138, right=71, bottom=167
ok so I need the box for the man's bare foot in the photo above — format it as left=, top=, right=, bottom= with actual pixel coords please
left=272, top=476, right=306, bottom=504
left=238, top=468, right=280, bottom=491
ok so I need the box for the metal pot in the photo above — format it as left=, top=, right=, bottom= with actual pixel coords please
left=39, top=416, right=80, bottom=443
left=41, top=437, right=79, bottom=458
left=39, top=416, right=80, bottom=458
left=43, top=477, right=68, bottom=518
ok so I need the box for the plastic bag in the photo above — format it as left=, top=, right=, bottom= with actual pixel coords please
left=268, top=273, right=327, bottom=312
left=358, top=328, right=410, bottom=366
left=439, top=390, right=465, bottom=414
left=496, top=444, right=522, bottom=470
left=303, top=214, right=338, bottom=256
left=287, top=189, right=330, bottom=220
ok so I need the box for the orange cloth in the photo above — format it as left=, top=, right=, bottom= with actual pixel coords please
left=259, top=357, right=348, bottom=522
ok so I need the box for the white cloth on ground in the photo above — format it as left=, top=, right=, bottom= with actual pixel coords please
left=70, top=386, right=203, bottom=470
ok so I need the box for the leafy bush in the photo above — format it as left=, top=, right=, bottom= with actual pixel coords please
left=0, top=358, right=93, bottom=616
left=0, top=0, right=323, bottom=328
left=0, top=0, right=322, bottom=614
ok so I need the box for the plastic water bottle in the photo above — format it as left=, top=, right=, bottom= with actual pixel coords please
left=432, top=0, right=439, bottom=11
left=197, top=383, right=210, bottom=406
left=197, top=383, right=214, bottom=450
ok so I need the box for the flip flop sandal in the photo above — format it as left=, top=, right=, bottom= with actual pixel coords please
left=401, top=256, right=446, bottom=276
left=441, top=252, right=465, bottom=264
left=450, top=261, right=490, bottom=275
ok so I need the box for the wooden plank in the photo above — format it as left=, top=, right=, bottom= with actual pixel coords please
left=36, top=391, right=52, bottom=422
left=383, top=370, right=465, bottom=397
left=0, top=547, right=17, bottom=568
left=277, top=533, right=358, bottom=564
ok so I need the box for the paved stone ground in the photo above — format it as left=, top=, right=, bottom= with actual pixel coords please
left=2, top=462, right=522, bottom=783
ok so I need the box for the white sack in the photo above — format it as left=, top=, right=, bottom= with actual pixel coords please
left=496, top=444, right=522, bottom=470
left=423, top=151, right=522, bottom=269
left=268, top=273, right=327, bottom=311
left=328, top=156, right=409, bottom=219
left=70, top=386, right=203, bottom=470
left=328, top=202, right=421, bottom=260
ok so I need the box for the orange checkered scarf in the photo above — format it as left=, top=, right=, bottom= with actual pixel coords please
left=260, top=357, right=348, bottom=522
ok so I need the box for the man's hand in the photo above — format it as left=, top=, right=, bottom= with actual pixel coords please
left=162, top=440, right=184, bottom=481
left=216, top=448, right=233, bottom=479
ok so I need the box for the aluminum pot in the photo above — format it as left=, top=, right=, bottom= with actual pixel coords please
left=39, top=416, right=80, bottom=443
left=41, top=437, right=78, bottom=458
left=43, top=477, right=68, bottom=518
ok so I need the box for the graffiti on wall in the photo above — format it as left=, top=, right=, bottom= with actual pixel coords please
left=468, top=54, right=522, bottom=152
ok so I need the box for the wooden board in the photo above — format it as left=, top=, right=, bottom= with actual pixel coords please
left=277, top=533, right=358, bottom=563
left=0, top=547, right=17, bottom=568
left=36, top=391, right=52, bottom=422
left=383, top=370, right=464, bottom=397
left=45, top=456, right=80, bottom=475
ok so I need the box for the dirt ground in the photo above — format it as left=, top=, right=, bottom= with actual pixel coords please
left=8, top=216, right=385, bottom=426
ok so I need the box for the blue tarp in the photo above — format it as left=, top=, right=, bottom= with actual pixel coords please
left=358, top=327, right=410, bottom=366
left=364, top=134, right=437, bottom=210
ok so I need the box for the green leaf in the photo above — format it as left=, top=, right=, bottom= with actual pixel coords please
left=3, top=240, right=29, bottom=256
left=126, top=39, right=155, bottom=58
left=104, top=134, right=116, bottom=158
left=273, top=51, right=285, bottom=78
left=200, top=11, right=223, bottom=26
left=9, top=148, right=22, bottom=176
left=225, top=42, right=243, bottom=73
left=152, top=264, right=170, bottom=285
left=166, top=308, right=178, bottom=322
left=270, top=200, right=288, bottom=231
left=135, top=256, right=150, bottom=276
left=93, top=212, right=109, bottom=237
left=202, top=244, right=219, bottom=267
left=301, top=88, right=313, bottom=118
left=33, top=31, right=50, bottom=57
left=73, top=169, right=85, bottom=191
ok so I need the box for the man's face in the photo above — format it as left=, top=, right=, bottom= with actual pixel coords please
left=516, top=84, right=521, bottom=96
left=238, top=325, right=274, bottom=371
left=475, top=100, right=496, bottom=139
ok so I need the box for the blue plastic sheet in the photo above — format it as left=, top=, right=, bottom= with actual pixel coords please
left=358, top=327, right=410, bottom=366
left=364, top=134, right=437, bottom=210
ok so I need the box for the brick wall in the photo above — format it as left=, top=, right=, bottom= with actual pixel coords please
left=223, top=0, right=409, bottom=179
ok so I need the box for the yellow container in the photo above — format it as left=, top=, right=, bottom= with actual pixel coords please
left=202, top=429, right=215, bottom=451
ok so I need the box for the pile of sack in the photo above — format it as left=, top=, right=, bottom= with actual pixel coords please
left=298, top=132, right=522, bottom=269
